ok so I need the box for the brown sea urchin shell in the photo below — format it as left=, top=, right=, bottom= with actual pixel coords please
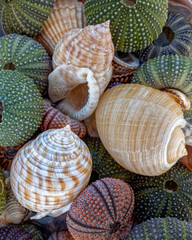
left=67, top=178, right=134, bottom=240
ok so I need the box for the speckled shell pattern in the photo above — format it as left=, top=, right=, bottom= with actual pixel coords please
left=41, top=99, right=87, bottom=138
left=0, top=34, right=51, bottom=94
left=95, top=84, right=187, bottom=176
left=131, top=163, right=192, bottom=222
left=127, top=217, right=192, bottom=240
left=0, top=167, right=6, bottom=215
left=84, top=0, right=168, bottom=52
left=132, top=55, right=192, bottom=119
left=48, top=231, right=74, bottom=240
left=67, top=178, right=135, bottom=240
left=0, top=0, right=55, bottom=37
left=36, top=0, right=86, bottom=55
left=140, top=11, right=192, bottom=63
left=10, top=126, right=92, bottom=219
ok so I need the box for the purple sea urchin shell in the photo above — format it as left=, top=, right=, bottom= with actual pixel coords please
left=0, top=225, right=35, bottom=240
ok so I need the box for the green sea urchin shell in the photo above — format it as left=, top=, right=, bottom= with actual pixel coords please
left=0, top=34, right=51, bottom=94
left=84, top=0, right=168, bottom=52
left=131, top=55, right=192, bottom=119
left=84, top=137, right=133, bottom=183
left=140, top=12, right=192, bottom=63
left=0, top=167, right=6, bottom=215
left=0, top=70, right=43, bottom=147
left=127, top=217, right=192, bottom=240
left=0, top=0, right=55, bottom=37
left=131, top=163, right=192, bottom=222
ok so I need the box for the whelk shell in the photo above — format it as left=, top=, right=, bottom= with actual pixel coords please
left=10, top=125, right=92, bottom=219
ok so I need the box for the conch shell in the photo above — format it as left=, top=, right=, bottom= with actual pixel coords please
left=10, top=125, right=92, bottom=219
left=35, top=0, right=86, bottom=55
left=95, top=84, right=187, bottom=176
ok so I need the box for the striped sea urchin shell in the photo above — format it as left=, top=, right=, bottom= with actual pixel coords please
left=67, top=178, right=134, bottom=240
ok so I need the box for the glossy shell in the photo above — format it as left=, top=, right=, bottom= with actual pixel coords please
left=95, top=84, right=187, bottom=176
left=67, top=178, right=134, bottom=240
left=179, top=145, right=192, bottom=170
left=10, top=125, right=92, bottom=219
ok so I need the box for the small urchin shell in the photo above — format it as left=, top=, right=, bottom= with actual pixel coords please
left=131, top=162, right=192, bottom=222
left=127, top=217, right=192, bottom=240
left=131, top=55, right=192, bottom=119
left=0, top=34, right=51, bottom=94
left=0, top=0, right=55, bottom=37
left=67, top=178, right=134, bottom=240
left=0, top=70, right=43, bottom=147
left=0, top=167, right=6, bottom=215
left=84, top=0, right=168, bottom=52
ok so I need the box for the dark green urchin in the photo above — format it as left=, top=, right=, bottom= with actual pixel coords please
left=139, top=12, right=192, bottom=63
left=0, top=34, right=51, bottom=94
left=84, top=137, right=133, bottom=183
left=131, top=55, right=192, bottom=120
left=0, top=166, right=6, bottom=215
left=84, top=0, right=168, bottom=52
left=0, top=0, right=55, bottom=37
left=0, top=70, right=43, bottom=147
left=131, top=162, right=192, bottom=223
left=127, top=217, right=192, bottom=240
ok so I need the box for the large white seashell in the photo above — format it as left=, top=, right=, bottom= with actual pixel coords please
left=10, top=125, right=92, bottom=219
left=95, top=84, right=187, bottom=176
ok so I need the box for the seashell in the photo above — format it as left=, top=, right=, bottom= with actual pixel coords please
left=0, top=0, right=55, bottom=37
left=0, top=178, right=30, bottom=225
left=52, top=21, right=114, bottom=96
left=127, top=217, right=192, bottom=240
left=0, top=70, right=43, bottom=147
left=182, top=121, right=192, bottom=146
left=35, top=0, right=86, bottom=55
left=179, top=144, right=192, bottom=170
left=67, top=178, right=134, bottom=240
left=168, top=0, right=192, bottom=24
left=48, top=64, right=100, bottom=121
left=10, top=125, right=92, bottom=219
left=0, top=34, right=51, bottom=94
left=21, top=223, right=44, bottom=240
left=140, top=12, right=192, bottom=63
left=0, top=167, right=6, bottom=215
left=84, top=137, right=133, bottom=183
left=84, top=0, right=168, bottom=52
left=48, top=230, right=74, bottom=240
left=95, top=84, right=187, bottom=176
left=132, top=55, right=192, bottom=120
left=41, top=98, right=87, bottom=138
left=83, top=112, right=99, bottom=138
left=131, top=162, right=192, bottom=222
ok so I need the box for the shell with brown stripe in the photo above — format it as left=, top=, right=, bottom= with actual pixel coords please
left=10, top=125, right=92, bottom=220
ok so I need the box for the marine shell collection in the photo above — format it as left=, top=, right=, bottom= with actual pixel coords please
left=1, top=0, right=192, bottom=239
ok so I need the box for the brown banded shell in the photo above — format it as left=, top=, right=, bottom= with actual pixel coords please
left=10, top=125, right=92, bottom=219
left=179, top=145, right=192, bottom=170
left=35, top=0, right=86, bottom=55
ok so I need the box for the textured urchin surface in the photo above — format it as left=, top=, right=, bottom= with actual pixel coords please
left=0, top=166, right=6, bottom=215
left=0, top=34, right=51, bottom=94
left=0, top=0, right=55, bottom=37
left=21, top=224, right=43, bottom=240
left=0, top=70, right=43, bottom=147
left=131, top=54, right=192, bottom=119
left=140, top=12, right=192, bottom=63
left=131, top=162, right=192, bottom=222
left=126, top=217, right=192, bottom=240
left=84, top=0, right=168, bottom=52
left=67, top=178, right=134, bottom=240
left=84, top=137, right=133, bottom=183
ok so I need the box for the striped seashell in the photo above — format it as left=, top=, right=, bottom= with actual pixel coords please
left=35, top=0, right=86, bottom=55
left=95, top=84, right=187, bottom=176
left=41, top=99, right=86, bottom=138
left=48, top=231, right=74, bottom=240
left=10, top=125, right=92, bottom=219
left=0, top=167, right=6, bottom=215
left=67, top=178, right=134, bottom=240
left=83, top=112, right=99, bottom=138
left=140, top=12, right=192, bottom=63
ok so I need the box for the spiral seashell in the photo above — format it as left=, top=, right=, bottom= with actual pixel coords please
left=179, top=145, right=192, bottom=170
left=36, top=0, right=86, bottom=55
left=41, top=99, right=87, bottom=138
left=95, top=84, right=187, bottom=176
left=67, top=178, right=134, bottom=240
left=84, top=0, right=168, bottom=52
left=48, top=231, right=74, bottom=240
left=10, top=125, right=92, bottom=219
left=132, top=55, right=192, bottom=119
left=140, top=12, right=192, bottom=63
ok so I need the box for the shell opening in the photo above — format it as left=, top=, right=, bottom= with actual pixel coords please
left=153, top=26, right=175, bottom=47
left=3, top=62, right=16, bottom=71
left=164, top=180, right=178, bottom=193
left=0, top=102, right=2, bottom=123
left=123, top=0, right=136, bottom=6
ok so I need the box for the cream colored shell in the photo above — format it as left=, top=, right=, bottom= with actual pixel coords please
left=10, top=125, right=92, bottom=219
left=95, top=84, right=187, bottom=176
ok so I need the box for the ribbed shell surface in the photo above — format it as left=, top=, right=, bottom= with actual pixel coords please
left=0, top=167, right=6, bottom=215
left=95, top=84, right=186, bottom=176
left=0, top=0, right=55, bottom=37
left=10, top=126, right=92, bottom=218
